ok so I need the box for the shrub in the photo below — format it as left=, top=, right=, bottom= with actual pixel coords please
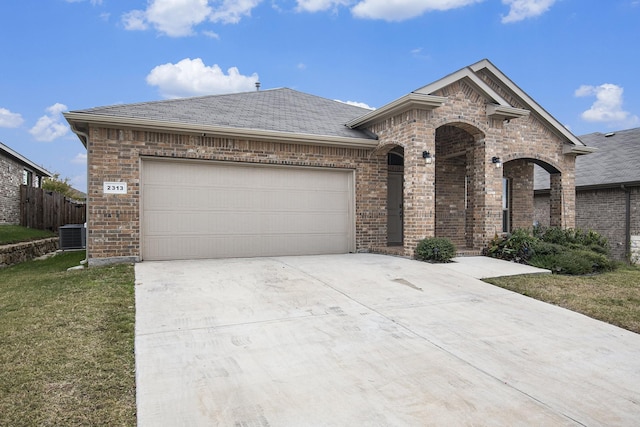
left=534, top=226, right=610, bottom=255
left=415, top=237, right=456, bottom=263
left=485, top=229, right=536, bottom=263
left=530, top=249, right=614, bottom=275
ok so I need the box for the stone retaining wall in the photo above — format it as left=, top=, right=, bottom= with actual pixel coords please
left=0, top=237, right=59, bottom=268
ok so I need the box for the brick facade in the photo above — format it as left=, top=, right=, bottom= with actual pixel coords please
left=363, top=79, right=577, bottom=256
left=74, top=62, right=582, bottom=265
left=86, top=128, right=387, bottom=264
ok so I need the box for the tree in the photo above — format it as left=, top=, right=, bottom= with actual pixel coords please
left=42, top=173, right=82, bottom=200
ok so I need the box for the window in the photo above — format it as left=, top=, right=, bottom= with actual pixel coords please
left=502, top=178, right=510, bottom=233
left=23, top=170, right=32, bottom=186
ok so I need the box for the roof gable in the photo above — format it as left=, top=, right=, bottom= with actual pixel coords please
left=349, top=59, right=586, bottom=150
left=468, top=59, right=586, bottom=148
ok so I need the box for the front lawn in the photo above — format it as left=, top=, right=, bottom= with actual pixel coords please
left=0, top=224, right=56, bottom=245
left=0, top=251, right=136, bottom=426
left=485, top=264, right=640, bottom=334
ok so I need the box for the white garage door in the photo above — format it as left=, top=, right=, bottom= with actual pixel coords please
left=141, top=159, right=355, bottom=261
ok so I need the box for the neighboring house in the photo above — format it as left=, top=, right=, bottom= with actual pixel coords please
left=535, top=127, right=640, bottom=262
left=65, top=59, right=594, bottom=266
left=0, top=142, right=51, bottom=225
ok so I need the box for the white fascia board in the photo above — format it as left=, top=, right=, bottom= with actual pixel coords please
left=346, top=93, right=447, bottom=128
left=486, top=104, right=530, bottom=120
left=563, top=144, right=598, bottom=155
left=470, top=59, right=587, bottom=147
left=64, top=113, right=379, bottom=149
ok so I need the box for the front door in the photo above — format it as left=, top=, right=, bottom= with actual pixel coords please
left=387, top=172, right=403, bottom=245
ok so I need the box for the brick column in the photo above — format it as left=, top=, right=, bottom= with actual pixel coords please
left=403, top=126, right=436, bottom=255
left=505, top=159, right=534, bottom=230
left=471, top=138, right=502, bottom=248
left=549, top=168, right=576, bottom=229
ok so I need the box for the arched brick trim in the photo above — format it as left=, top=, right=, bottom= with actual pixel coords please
left=502, top=154, right=562, bottom=174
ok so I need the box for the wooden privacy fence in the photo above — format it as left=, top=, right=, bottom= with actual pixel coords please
left=20, top=185, right=86, bottom=231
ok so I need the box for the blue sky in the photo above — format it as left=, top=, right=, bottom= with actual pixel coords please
left=0, top=0, right=638, bottom=193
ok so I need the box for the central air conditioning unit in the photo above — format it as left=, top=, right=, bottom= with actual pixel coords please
left=59, top=224, right=86, bottom=250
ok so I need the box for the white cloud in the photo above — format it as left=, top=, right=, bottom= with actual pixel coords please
left=72, top=153, right=87, bottom=165
left=137, top=0, right=211, bottom=37
left=296, top=0, right=352, bottom=13
left=202, top=30, right=220, bottom=39
left=122, top=0, right=261, bottom=37
left=501, top=0, right=556, bottom=23
left=122, top=10, right=149, bottom=31
left=29, top=103, right=69, bottom=142
left=335, top=99, right=375, bottom=110
left=146, top=58, right=259, bottom=98
left=0, top=107, right=24, bottom=128
left=351, top=0, right=483, bottom=21
left=575, top=83, right=639, bottom=126
left=209, top=0, right=262, bottom=23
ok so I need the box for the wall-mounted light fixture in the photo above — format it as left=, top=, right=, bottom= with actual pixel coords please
left=422, top=151, right=433, bottom=164
left=491, top=156, right=502, bottom=168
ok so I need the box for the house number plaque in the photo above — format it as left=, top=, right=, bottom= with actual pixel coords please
left=103, top=182, right=127, bottom=194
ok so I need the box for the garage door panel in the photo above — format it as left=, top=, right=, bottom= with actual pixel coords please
left=142, top=160, right=354, bottom=260
left=145, top=186, right=350, bottom=212
left=144, top=211, right=350, bottom=236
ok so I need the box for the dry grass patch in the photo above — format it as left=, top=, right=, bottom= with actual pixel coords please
left=0, top=251, right=135, bottom=426
left=485, top=264, right=640, bottom=334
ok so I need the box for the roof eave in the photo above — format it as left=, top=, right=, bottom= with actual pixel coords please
left=64, top=112, right=378, bottom=149
left=0, top=141, right=52, bottom=177
left=563, top=144, right=598, bottom=155
left=486, top=104, right=530, bottom=120
left=346, top=93, right=447, bottom=129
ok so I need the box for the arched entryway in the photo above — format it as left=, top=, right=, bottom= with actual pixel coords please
left=503, top=158, right=563, bottom=231
left=387, top=147, right=404, bottom=245
left=434, top=123, right=485, bottom=250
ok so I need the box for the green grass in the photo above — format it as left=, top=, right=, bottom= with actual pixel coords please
left=485, top=264, right=640, bottom=334
left=0, top=251, right=136, bottom=426
left=0, top=224, right=56, bottom=245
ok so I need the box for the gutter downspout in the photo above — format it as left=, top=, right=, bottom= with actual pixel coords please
left=622, top=184, right=631, bottom=263
left=70, top=123, right=89, bottom=266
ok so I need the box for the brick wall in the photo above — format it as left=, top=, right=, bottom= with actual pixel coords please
left=504, top=159, right=534, bottom=230
left=576, top=187, right=640, bottom=262
left=86, top=127, right=387, bottom=263
left=0, top=155, right=23, bottom=224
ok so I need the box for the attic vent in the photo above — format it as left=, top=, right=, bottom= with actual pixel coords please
left=605, top=132, right=615, bottom=137
left=59, top=224, right=86, bottom=250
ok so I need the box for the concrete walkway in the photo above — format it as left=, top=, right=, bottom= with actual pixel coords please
left=135, top=254, right=640, bottom=426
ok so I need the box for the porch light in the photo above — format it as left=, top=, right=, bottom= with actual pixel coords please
left=492, top=156, right=502, bottom=168
left=422, top=151, right=433, bottom=164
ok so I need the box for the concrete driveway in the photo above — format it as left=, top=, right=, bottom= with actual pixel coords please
left=135, top=254, right=640, bottom=426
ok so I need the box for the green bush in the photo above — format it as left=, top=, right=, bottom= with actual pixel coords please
left=485, top=229, right=536, bottom=263
left=487, top=227, right=614, bottom=275
left=530, top=249, right=614, bottom=275
left=415, top=237, right=456, bottom=263
left=534, top=226, right=610, bottom=255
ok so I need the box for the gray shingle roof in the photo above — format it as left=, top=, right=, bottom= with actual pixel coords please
left=70, top=88, right=375, bottom=140
left=535, top=127, right=640, bottom=190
